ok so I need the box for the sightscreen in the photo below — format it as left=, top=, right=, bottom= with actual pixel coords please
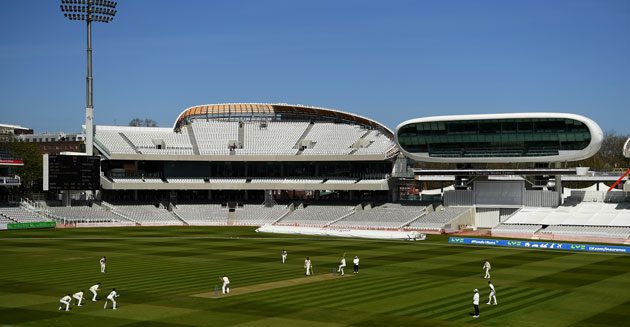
left=474, top=181, right=524, bottom=206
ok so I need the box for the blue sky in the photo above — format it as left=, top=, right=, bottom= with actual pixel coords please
left=1, top=0, right=629, bottom=133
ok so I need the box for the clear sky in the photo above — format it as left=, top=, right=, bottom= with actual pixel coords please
left=1, top=0, right=629, bottom=133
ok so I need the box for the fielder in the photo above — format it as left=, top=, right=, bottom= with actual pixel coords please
left=304, top=257, right=312, bottom=276
left=73, top=290, right=84, bottom=306
left=472, top=289, right=480, bottom=318
left=337, top=256, right=346, bottom=276
left=100, top=256, right=107, bottom=273
left=103, top=288, right=119, bottom=310
left=89, top=282, right=101, bottom=301
left=483, top=259, right=491, bottom=279
left=487, top=281, right=497, bottom=305
left=59, top=294, right=72, bottom=311
left=221, top=276, right=230, bottom=294
left=353, top=256, right=360, bottom=274
left=281, top=249, right=288, bottom=263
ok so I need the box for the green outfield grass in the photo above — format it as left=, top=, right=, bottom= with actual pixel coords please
left=0, top=227, right=628, bottom=326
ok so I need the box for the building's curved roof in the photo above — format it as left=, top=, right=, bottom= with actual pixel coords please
left=395, top=113, right=604, bottom=163
left=173, top=103, right=393, bottom=137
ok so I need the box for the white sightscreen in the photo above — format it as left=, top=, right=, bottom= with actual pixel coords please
left=474, top=181, right=524, bottom=206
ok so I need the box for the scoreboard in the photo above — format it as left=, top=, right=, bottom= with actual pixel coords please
left=43, top=154, right=100, bottom=191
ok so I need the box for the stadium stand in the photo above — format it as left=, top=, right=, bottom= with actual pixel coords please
left=0, top=206, right=48, bottom=223
left=240, top=121, right=308, bottom=155
left=112, top=177, right=164, bottom=183
left=504, top=202, right=630, bottom=226
left=235, top=205, right=290, bottom=225
left=330, top=203, right=427, bottom=229
left=166, top=178, right=206, bottom=184
left=276, top=205, right=355, bottom=227
left=353, top=130, right=396, bottom=155
left=491, top=224, right=543, bottom=236
left=407, top=206, right=471, bottom=231
left=109, top=204, right=183, bottom=226
left=192, top=121, right=238, bottom=155
left=173, top=204, right=228, bottom=226
left=47, top=204, right=131, bottom=224
left=539, top=225, right=630, bottom=239
left=301, top=123, right=365, bottom=155
left=95, top=126, right=137, bottom=154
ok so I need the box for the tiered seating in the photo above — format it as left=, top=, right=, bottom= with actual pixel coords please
left=173, top=204, right=228, bottom=226
left=192, top=121, right=239, bottom=155
left=491, top=224, right=543, bottom=235
left=540, top=225, right=630, bottom=239
left=323, top=177, right=358, bottom=185
left=353, top=130, right=395, bottom=155
left=235, top=205, right=289, bottom=225
left=504, top=202, right=630, bottom=227
left=122, top=127, right=193, bottom=155
left=167, top=177, right=205, bottom=184
left=356, top=179, right=387, bottom=185
left=0, top=215, right=14, bottom=224
left=0, top=206, right=48, bottom=223
left=112, top=205, right=183, bottom=225
left=95, top=126, right=136, bottom=154
left=277, top=205, right=354, bottom=227
left=240, top=121, right=308, bottom=155
left=408, top=207, right=470, bottom=230
left=250, top=178, right=324, bottom=184
left=112, top=177, right=164, bottom=183
left=47, top=205, right=127, bottom=224
left=331, top=204, right=426, bottom=229
left=207, top=178, right=247, bottom=184
left=302, top=123, right=364, bottom=155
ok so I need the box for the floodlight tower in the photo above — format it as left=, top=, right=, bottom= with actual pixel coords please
left=60, top=0, right=118, bottom=155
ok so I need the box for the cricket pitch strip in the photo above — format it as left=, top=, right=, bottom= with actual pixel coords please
left=192, top=273, right=354, bottom=298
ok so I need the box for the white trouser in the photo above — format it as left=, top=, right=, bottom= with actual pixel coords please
left=484, top=269, right=491, bottom=278
left=338, top=264, right=346, bottom=274
left=104, top=297, right=117, bottom=309
left=101, top=264, right=106, bottom=273
left=91, top=290, right=98, bottom=301
left=59, top=300, right=70, bottom=311
left=488, top=291, right=497, bottom=304
left=222, top=283, right=230, bottom=294
left=305, top=266, right=311, bottom=275
left=282, top=255, right=287, bottom=263
left=73, top=295, right=83, bottom=306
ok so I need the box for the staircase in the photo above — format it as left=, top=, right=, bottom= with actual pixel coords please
left=294, top=122, right=315, bottom=155
left=118, top=133, right=141, bottom=154
left=187, top=125, right=200, bottom=155
left=238, top=122, right=245, bottom=149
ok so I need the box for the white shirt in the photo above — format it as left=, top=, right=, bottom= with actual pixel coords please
left=222, top=277, right=230, bottom=284
left=107, top=291, right=118, bottom=299
left=353, top=258, right=359, bottom=265
left=100, top=258, right=106, bottom=265
left=489, top=284, right=495, bottom=293
left=305, top=260, right=311, bottom=267
left=473, top=293, right=479, bottom=305
left=73, top=291, right=83, bottom=298
left=483, top=261, right=491, bottom=269
left=340, top=258, right=346, bottom=266
left=61, top=295, right=71, bottom=302
left=89, top=284, right=100, bottom=292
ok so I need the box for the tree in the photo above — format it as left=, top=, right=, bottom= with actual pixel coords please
left=129, top=118, right=158, bottom=127
left=0, top=142, right=43, bottom=196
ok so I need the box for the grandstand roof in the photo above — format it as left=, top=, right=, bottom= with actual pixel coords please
left=173, top=103, right=393, bottom=137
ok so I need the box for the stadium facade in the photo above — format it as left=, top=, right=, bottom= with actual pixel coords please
left=94, top=103, right=399, bottom=202
left=395, top=113, right=603, bottom=163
